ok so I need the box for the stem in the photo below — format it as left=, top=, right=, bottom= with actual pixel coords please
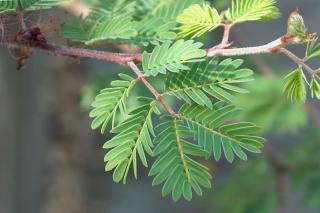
left=221, top=24, right=233, bottom=45
left=208, top=38, right=283, bottom=57
left=207, top=24, right=233, bottom=52
left=280, top=48, right=320, bottom=82
left=127, top=62, right=178, bottom=117
left=2, top=37, right=141, bottom=65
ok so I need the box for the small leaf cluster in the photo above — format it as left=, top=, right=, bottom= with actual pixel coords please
left=283, top=38, right=320, bottom=102
left=61, top=0, right=281, bottom=45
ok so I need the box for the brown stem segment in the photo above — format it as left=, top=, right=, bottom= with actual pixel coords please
left=127, top=61, right=178, bottom=117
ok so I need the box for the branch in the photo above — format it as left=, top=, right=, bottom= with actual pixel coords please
left=1, top=20, right=319, bottom=82
left=127, top=62, right=178, bottom=117
left=2, top=35, right=141, bottom=65
left=208, top=38, right=283, bottom=57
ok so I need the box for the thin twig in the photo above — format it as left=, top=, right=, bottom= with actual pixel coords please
left=280, top=48, right=320, bottom=82
left=207, top=23, right=233, bottom=52
left=127, top=62, right=178, bottom=117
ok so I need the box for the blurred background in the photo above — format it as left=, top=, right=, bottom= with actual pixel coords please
left=0, top=0, right=320, bottom=213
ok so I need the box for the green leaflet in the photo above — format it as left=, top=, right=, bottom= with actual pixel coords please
left=177, top=3, right=222, bottom=38
left=179, top=103, right=265, bottom=163
left=150, top=115, right=211, bottom=201
left=165, top=58, right=253, bottom=107
left=225, top=0, right=280, bottom=24
left=0, top=0, right=66, bottom=14
left=310, top=78, right=320, bottom=100
left=306, top=39, right=320, bottom=60
left=142, top=40, right=207, bottom=76
left=104, top=99, right=159, bottom=183
left=283, top=69, right=307, bottom=102
left=89, top=73, right=137, bottom=134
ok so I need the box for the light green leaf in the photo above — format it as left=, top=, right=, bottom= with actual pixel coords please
left=225, top=0, right=280, bottom=24
left=165, top=58, right=254, bottom=106
left=283, top=69, right=307, bottom=102
left=150, top=115, right=212, bottom=201
left=310, top=78, right=320, bottom=100
left=89, top=73, right=136, bottom=133
left=103, top=99, right=157, bottom=183
left=142, top=40, right=206, bottom=76
left=177, top=3, right=222, bottom=38
left=179, top=103, right=265, bottom=162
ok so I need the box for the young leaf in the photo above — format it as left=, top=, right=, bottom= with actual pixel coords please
left=177, top=4, right=222, bottom=38
left=310, top=78, right=320, bottom=100
left=287, top=9, right=316, bottom=43
left=283, top=69, right=307, bottom=102
left=225, top=0, right=280, bottom=24
left=142, top=40, right=206, bottom=76
left=306, top=39, right=320, bottom=60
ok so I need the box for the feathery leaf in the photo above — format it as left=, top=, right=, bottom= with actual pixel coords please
left=179, top=102, right=265, bottom=162
left=150, top=115, right=211, bottom=201
left=283, top=69, right=307, bottom=102
left=86, top=15, right=137, bottom=45
left=89, top=73, right=137, bottom=134
left=104, top=99, right=158, bottom=183
left=225, top=0, right=280, bottom=24
left=177, top=4, right=222, bottom=38
left=142, top=39, right=206, bottom=76
left=165, top=58, right=253, bottom=107
left=310, top=78, right=320, bottom=100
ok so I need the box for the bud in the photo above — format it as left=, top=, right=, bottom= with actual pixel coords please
left=287, top=8, right=316, bottom=43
